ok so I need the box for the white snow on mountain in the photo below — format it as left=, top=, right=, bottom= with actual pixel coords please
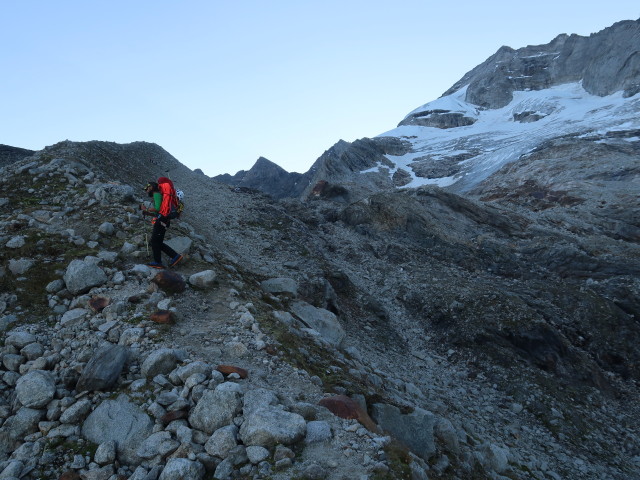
left=369, top=82, right=640, bottom=191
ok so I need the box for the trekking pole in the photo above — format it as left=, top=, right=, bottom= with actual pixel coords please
left=145, top=233, right=149, bottom=256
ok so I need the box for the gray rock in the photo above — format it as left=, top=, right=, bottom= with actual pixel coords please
left=141, top=349, right=180, bottom=378
left=242, top=388, right=279, bottom=415
left=2, top=354, right=24, bottom=372
left=188, top=270, right=217, bottom=289
left=158, top=458, right=205, bottom=480
left=20, top=342, right=44, bottom=361
left=94, top=183, right=135, bottom=203
left=477, top=443, right=510, bottom=473
left=98, top=222, right=115, bottom=235
left=260, top=278, right=298, bottom=296
left=239, top=407, right=306, bottom=447
left=246, top=445, right=270, bottom=464
left=59, top=398, right=92, bottom=424
left=3, top=408, right=44, bottom=443
left=5, top=332, right=37, bottom=349
left=15, top=370, right=56, bottom=408
left=371, top=404, right=437, bottom=461
left=82, top=395, right=153, bottom=466
left=76, top=344, right=129, bottom=392
left=0, top=460, right=23, bottom=479
left=59, top=308, right=89, bottom=327
left=290, top=300, right=346, bottom=348
left=188, top=384, right=242, bottom=434
left=170, top=361, right=210, bottom=385
left=435, top=418, right=460, bottom=455
left=79, top=465, right=114, bottom=480
left=165, top=236, right=192, bottom=255
left=305, top=420, right=332, bottom=444
left=118, top=327, right=144, bottom=346
left=63, top=259, right=108, bottom=295
left=45, top=279, right=66, bottom=293
left=97, top=250, right=118, bottom=263
left=94, top=440, right=117, bottom=465
left=5, top=236, right=25, bottom=249
left=8, top=259, right=34, bottom=276
left=136, top=431, right=180, bottom=459
left=204, top=425, right=239, bottom=458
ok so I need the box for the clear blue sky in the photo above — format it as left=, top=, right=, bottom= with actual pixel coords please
left=1, top=1, right=638, bottom=176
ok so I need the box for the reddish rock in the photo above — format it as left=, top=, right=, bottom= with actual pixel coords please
left=89, top=295, right=110, bottom=313
left=127, top=295, right=143, bottom=304
left=318, top=395, right=378, bottom=432
left=59, top=471, right=81, bottom=480
left=160, top=409, right=188, bottom=424
left=265, top=344, right=279, bottom=356
left=150, top=310, right=176, bottom=325
left=217, top=365, right=249, bottom=379
left=151, top=270, right=186, bottom=294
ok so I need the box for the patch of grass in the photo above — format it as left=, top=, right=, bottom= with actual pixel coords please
left=1, top=229, right=99, bottom=322
left=371, top=439, right=413, bottom=480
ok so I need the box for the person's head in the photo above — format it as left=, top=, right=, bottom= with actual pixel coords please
left=144, top=181, right=159, bottom=197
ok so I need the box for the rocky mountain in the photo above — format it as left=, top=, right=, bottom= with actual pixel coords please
left=0, top=17, right=639, bottom=480
left=215, top=157, right=309, bottom=199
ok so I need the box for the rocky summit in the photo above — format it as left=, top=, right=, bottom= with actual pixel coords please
left=1, top=18, right=640, bottom=480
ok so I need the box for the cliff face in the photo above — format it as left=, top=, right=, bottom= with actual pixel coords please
left=441, top=19, right=640, bottom=109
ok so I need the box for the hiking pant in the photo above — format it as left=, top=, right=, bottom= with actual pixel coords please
left=150, top=218, right=178, bottom=264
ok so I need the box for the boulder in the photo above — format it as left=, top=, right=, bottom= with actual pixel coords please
left=76, top=344, right=129, bottom=392
left=82, top=395, right=153, bottom=466
left=165, top=236, right=192, bottom=255
left=15, top=370, right=56, bottom=408
left=371, top=404, right=437, bottom=461
left=290, top=301, right=345, bottom=348
left=188, top=383, right=243, bottom=434
left=136, top=431, right=180, bottom=460
left=158, top=458, right=205, bottom=480
left=5, top=332, right=37, bottom=349
left=8, top=259, right=34, bottom=276
left=141, top=348, right=180, bottom=378
left=305, top=420, right=332, bottom=444
left=260, top=278, right=298, bottom=296
left=239, top=407, right=306, bottom=447
left=204, top=425, right=239, bottom=458
left=188, top=270, right=217, bottom=289
left=63, top=259, right=108, bottom=295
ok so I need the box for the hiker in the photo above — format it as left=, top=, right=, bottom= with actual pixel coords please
left=141, top=178, right=183, bottom=269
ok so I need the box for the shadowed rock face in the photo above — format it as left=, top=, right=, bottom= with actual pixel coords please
left=215, top=157, right=310, bottom=199
left=444, top=19, right=640, bottom=109
left=0, top=144, right=34, bottom=169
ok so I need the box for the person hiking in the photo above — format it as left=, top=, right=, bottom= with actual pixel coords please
left=141, top=178, right=184, bottom=269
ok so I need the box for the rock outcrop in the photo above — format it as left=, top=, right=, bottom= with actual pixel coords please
left=443, top=19, right=640, bottom=109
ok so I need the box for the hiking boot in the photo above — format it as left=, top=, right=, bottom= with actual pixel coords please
left=147, top=262, right=164, bottom=269
left=169, top=254, right=184, bottom=268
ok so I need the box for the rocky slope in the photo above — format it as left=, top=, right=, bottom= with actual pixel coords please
left=0, top=140, right=638, bottom=480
